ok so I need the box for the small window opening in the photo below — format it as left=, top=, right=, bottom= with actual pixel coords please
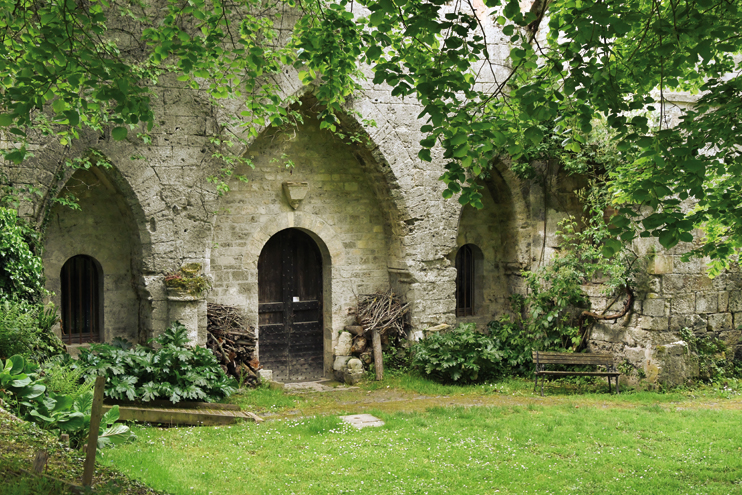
left=61, top=255, right=101, bottom=344
left=456, top=244, right=476, bottom=317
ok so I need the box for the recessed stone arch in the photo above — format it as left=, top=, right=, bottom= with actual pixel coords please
left=43, top=163, right=146, bottom=346
left=452, top=161, right=531, bottom=325
left=244, top=213, right=344, bottom=361
left=209, top=101, right=410, bottom=378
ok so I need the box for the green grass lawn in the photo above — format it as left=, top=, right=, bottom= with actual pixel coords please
left=101, top=376, right=742, bottom=495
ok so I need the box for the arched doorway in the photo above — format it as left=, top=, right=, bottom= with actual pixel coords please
left=258, top=229, right=324, bottom=382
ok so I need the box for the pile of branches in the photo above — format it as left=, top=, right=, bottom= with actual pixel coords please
left=206, top=303, right=260, bottom=388
left=355, top=289, right=410, bottom=338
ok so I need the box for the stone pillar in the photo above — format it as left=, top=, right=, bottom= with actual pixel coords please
left=166, top=289, right=206, bottom=345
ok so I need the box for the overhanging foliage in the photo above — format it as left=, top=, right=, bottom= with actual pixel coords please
left=1, top=0, right=741, bottom=267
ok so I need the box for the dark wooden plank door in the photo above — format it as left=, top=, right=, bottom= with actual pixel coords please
left=258, top=229, right=324, bottom=382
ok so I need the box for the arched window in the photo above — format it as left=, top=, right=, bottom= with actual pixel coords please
left=61, top=255, right=102, bottom=344
left=455, top=244, right=476, bottom=316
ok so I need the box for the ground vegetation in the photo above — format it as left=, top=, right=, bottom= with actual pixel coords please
left=77, top=322, right=237, bottom=403
left=105, top=375, right=742, bottom=494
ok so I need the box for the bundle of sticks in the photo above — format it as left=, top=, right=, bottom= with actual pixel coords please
left=206, top=303, right=260, bottom=388
left=355, top=289, right=410, bottom=338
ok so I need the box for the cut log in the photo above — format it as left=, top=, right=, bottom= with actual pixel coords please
left=351, top=336, right=367, bottom=354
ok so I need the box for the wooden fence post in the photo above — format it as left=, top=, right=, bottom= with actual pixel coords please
left=373, top=328, right=383, bottom=381
left=82, top=375, right=106, bottom=487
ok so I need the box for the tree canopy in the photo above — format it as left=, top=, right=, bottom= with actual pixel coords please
left=1, top=0, right=741, bottom=270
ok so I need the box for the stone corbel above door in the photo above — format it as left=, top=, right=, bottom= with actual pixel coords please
left=283, top=181, right=309, bottom=209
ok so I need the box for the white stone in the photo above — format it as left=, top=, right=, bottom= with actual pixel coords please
left=333, top=355, right=351, bottom=371
left=347, top=358, right=363, bottom=371
left=258, top=369, right=273, bottom=381
left=339, top=414, right=385, bottom=429
left=334, top=331, right=353, bottom=356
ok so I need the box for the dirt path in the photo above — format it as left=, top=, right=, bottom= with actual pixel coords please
left=260, top=386, right=742, bottom=420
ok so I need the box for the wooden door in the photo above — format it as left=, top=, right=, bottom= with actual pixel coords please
left=258, top=229, right=324, bottom=382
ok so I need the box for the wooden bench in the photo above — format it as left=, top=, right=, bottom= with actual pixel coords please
left=532, top=351, right=620, bottom=396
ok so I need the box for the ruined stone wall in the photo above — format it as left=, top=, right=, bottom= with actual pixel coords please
left=209, top=112, right=396, bottom=372
left=43, top=168, right=140, bottom=344
left=1, top=8, right=739, bottom=384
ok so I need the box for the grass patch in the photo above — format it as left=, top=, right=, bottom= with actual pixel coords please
left=0, top=406, right=163, bottom=494
left=227, top=383, right=302, bottom=413
left=103, top=402, right=742, bottom=494
left=227, top=374, right=708, bottom=417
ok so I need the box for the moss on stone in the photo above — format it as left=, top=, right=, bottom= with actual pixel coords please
left=164, top=263, right=210, bottom=297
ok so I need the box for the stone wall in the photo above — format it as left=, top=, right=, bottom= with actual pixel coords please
left=209, top=111, right=397, bottom=373
left=1, top=8, right=739, bottom=384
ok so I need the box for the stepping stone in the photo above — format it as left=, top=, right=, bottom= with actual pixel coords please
left=339, top=414, right=384, bottom=429
left=284, top=380, right=359, bottom=392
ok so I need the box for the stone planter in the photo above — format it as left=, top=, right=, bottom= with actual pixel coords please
left=166, top=287, right=206, bottom=345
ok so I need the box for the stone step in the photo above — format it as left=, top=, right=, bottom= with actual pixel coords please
left=103, top=405, right=263, bottom=426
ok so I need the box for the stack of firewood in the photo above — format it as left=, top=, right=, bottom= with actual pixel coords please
left=354, top=289, right=410, bottom=338
left=349, top=289, right=410, bottom=368
left=206, top=303, right=260, bottom=388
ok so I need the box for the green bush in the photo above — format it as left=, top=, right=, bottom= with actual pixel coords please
left=0, top=207, right=46, bottom=304
left=411, top=323, right=505, bottom=384
left=0, top=354, right=134, bottom=449
left=0, top=300, right=66, bottom=362
left=78, top=322, right=237, bottom=403
left=0, top=300, right=40, bottom=360
left=40, top=355, right=94, bottom=398
left=679, top=328, right=742, bottom=382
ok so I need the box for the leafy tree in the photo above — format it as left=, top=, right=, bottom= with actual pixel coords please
left=2, top=0, right=740, bottom=269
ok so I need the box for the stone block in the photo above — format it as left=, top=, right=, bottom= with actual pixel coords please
left=673, top=257, right=705, bottom=274
left=642, top=296, right=667, bottom=317
left=638, top=316, right=668, bottom=331
left=695, top=292, right=718, bottom=314
left=654, top=341, right=698, bottom=387
left=718, top=292, right=729, bottom=312
left=333, top=355, right=352, bottom=372
left=670, top=294, right=695, bottom=314
left=669, top=314, right=707, bottom=332
left=729, top=291, right=742, bottom=312
left=334, top=332, right=353, bottom=356
left=707, top=313, right=732, bottom=331
left=648, top=254, right=673, bottom=274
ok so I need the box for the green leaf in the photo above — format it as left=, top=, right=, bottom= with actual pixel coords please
left=524, top=126, right=543, bottom=145
left=112, top=127, right=128, bottom=141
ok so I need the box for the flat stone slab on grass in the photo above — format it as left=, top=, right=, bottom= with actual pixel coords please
left=340, top=414, right=384, bottom=429
left=284, top=381, right=359, bottom=392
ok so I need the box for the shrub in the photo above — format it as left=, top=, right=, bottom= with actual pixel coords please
left=411, top=323, right=505, bottom=384
left=40, top=355, right=94, bottom=398
left=78, top=322, right=237, bottom=403
left=0, top=300, right=66, bottom=362
left=0, top=300, right=40, bottom=360
left=0, top=207, right=46, bottom=304
left=679, top=328, right=742, bottom=382
left=0, top=354, right=134, bottom=449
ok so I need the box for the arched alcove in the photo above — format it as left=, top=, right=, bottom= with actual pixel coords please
left=209, top=103, right=407, bottom=378
left=44, top=167, right=142, bottom=345
left=454, top=168, right=527, bottom=323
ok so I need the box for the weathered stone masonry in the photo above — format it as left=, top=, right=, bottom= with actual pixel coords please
left=3, top=11, right=740, bottom=384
